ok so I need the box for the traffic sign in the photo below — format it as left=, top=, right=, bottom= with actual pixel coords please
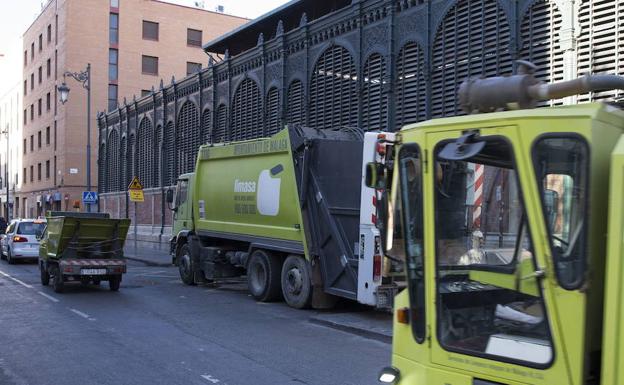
left=128, top=176, right=144, bottom=190
left=82, top=191, right=98, bottom=204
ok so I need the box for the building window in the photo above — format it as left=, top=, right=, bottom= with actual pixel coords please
left=108, top=84, right=118, bottom=112
left=38, top=66, right=42, bottom=83
left=46, top=126, right=50, bottom=145
left=141, top=89, right=151, bottom=97
left=30, top=73, right=34, bottom=89
left=54, top=50, right=57, bottom=79
left=46, top=93, right=51, bottom=111
left=109, top=49, right=118, bottom=81
left=23, top=139, right=26, bottom=154
left=38, top=99, right=42, bottom=116
left=38, top=34, right=42, bottom=51
left=110, top=13, right=119, bottom=44
left=47, top=58, right=51, bottom=77
left=54, top=121, right=57, bottom=150
left=110, top=0, right=119, bottom=8
left=46, top=160, right=50, bottom=179
left=24, top=50, right=27, bottom=67
left=47, top=24, right=52, bottom=43
left=31, top=42, right=34, bottom=60
left=30, top=105, right=34, bottom=121
left=23, top=80, right=27, bottom=95
left=142, top=20, right=159, bottom=40
left=38, top=131, right=42, bottom=148
left=30, top=135, right=34, bottom=152
left=37, top=163, right=41, bottom=181
left=30, top=166, right=33, bottom=182
left=186, top=62, right=201, bottom=75
left=23, top=110, right=27, bottom=125
left=187, top=28, right=202, bottom=47
left=141, top=55, right=158, bottom=75
left=23, top=168, right=26, bottom=184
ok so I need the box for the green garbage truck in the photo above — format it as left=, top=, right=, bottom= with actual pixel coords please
left=167, top=126, right=401, bottom=309
left=39, top=212, right=130, bottom=293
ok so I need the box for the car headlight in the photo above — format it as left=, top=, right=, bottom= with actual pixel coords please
left=378, top=366, right=400, bottom=384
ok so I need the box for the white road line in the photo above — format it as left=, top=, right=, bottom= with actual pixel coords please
left=201, top=374, right=220, bottom=383
left=38, top=291, right=60, bottom=303
left=0, top=270, right=33, bottom=289
left=70, top=308, right=96, bottom=321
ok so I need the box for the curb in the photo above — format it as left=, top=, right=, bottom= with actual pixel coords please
left=125, top=256, right=173, bottom=267
left=309, top=317, right=392, bottom=344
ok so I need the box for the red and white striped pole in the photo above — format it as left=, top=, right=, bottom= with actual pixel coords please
left=473, top=164, right=484, bottom=229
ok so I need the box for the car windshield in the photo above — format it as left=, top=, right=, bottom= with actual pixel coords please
left=17, top=222, right=46, bottom=235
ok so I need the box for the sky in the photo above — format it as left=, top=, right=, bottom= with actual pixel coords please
left=0, top=0, right=290, bottom=99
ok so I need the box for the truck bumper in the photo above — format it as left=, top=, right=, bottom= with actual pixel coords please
left=59, top=259, right=126, bottom=275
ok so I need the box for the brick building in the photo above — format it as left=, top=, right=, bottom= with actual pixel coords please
left=19, top=0, right=246, bottom=218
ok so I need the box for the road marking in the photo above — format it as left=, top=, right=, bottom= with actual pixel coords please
left=201, top=374, right=220, bottom=383
left=70, top=308, right=96, bottom=321
left=0, top=270, right=33, bottom=288
left=38, top=291, right=60, bottom=303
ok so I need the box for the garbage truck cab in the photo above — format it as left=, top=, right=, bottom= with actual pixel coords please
left=375, top=67, right=624, bottom=385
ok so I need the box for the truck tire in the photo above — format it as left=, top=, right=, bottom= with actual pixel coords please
left=177, top=244, right=196, bottom=286
left=247, top=249, right=282, bottom=302
left=40, top=263, right=50, bottom=286
left=281, top=255, right=312, bottom=309
left=52, top=266, right=64, bottom=293
left=109, top=276, right=121, bottom=291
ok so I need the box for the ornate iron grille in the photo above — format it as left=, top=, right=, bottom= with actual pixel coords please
left=137, top=117, right=154, bottom=188
left=176, top=101, right=200, bottom=176
left=266, top=87, right=280, bottom=135
left=520, top=0, right=564, bottom=106
left=214, top=104, right=227, bottom=143
left=395, top=42, right=426, bottom=129
left=231, top=78, right=262, bottom=141
left=120, top=136, right=127, bottom=189
left=362, top=53, right=387, bottom=131
left=128, top=134, right=136, bottom=182
left=431, top=0, right=512, bottom=118
left=309, top=45, right=358, bottom=129
left=202, top=109, right=212, bottom=144
left=154, top=125, right=162, bottom=187
left=164, top=121, right=175, bottom=186
left=99, top=144, right=105, bottom=192
left=577, top=0, right=624, bottom=102
left=286, top=79, right=304, bottom=126
left=106, top=130, right=120, bottom=192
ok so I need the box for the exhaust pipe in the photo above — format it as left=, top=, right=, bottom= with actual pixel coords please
left=459, top=60, right=624, bottom=113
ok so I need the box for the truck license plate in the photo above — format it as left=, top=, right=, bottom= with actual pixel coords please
left=81, top=269, right=107, bottom=275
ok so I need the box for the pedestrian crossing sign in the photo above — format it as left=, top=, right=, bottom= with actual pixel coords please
left=82, top=191, right=98, bottom=204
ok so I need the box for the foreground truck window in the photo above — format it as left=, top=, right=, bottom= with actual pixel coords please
left=397, top=144, right=425, bottom=343
left=532, top=136, right=589, bottom=290
left=434, top=138, right=553, bottom=366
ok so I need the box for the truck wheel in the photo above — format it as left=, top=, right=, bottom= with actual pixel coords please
left=40, top=263, right=50, bottom=286
left=247, top=249, right=282, bottom=302
left=109, top=276, right=121, bottom=291
left=281, top=255, right=312, bottom=309
left=52, top=267, right=64, bottom=293
left=177, top=244, right=196, bottom=286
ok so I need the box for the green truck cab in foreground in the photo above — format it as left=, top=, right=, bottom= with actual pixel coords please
left=169, top=126, right=402, bottom=310
left=374, top=66, right=624, bottom=384
left=39, top=212, right=130, bottom=293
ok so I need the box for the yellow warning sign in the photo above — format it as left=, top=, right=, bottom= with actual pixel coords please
left=128, top=176, right=144, bottom=190
left=129, top=189, right=144, bottom=202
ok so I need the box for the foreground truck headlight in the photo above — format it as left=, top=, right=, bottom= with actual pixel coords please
left=378, top=366, right=400, bottom=384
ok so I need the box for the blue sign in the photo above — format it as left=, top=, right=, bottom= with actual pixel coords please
left=82, top=191, right=98, bottom=204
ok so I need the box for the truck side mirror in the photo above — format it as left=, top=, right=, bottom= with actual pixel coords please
left=365, top=162, right=387, bottom=190
left=165, top=189, right=174, bottom=204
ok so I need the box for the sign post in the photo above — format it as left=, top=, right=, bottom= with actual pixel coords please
left=128, top=177, right=144, bottom=255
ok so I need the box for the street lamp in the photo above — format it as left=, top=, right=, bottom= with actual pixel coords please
left=57, top=63, right=92, bottom=212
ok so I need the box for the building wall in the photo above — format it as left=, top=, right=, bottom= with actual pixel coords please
left=0, top=82, right=23, bottom=220
left=19, top=0, right=247, bottom=218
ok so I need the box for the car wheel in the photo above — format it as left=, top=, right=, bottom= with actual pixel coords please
left=40, top=263, right=50, bottom=286
left=6, top=249, right=13, bottom=265
left=281, top=255, right=313, bottom=309
left=247, top=249, right=282, bottom=302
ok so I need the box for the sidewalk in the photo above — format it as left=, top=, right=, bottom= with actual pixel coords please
left=309, top=310, right=393, bottom=343
left=124, top=244, right=172, bottom=266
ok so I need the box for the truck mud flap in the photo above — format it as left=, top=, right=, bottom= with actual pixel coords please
left=291, top=127, right=363, bottom=300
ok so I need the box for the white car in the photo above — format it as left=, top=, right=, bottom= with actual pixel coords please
left=1, top=219, right=46, bottom=264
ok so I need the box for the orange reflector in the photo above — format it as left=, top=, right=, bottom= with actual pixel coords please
left=397, top=307, right=410, bottom=324
left=377, top=133, right=386, bottom=140
left=63, top=266, right=73, bottom=273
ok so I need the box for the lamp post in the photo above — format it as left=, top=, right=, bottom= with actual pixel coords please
left=57, top=63, right=92, bottom=212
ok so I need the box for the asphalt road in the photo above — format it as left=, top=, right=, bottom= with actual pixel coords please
left=0, top=259, right=390, bottom=385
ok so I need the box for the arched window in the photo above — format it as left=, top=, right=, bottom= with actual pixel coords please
left=107, top=130, right=120, bottom=192
left=266, top=87, right=280, bottom=136
left=214, top=104, right=227, bottom=143
left=395, top=42, right=426, bottom=129
left=164, top=121, right=174, bottom=186
left=120, top=136, right=128, bottom=188
left=176, top=101, right=200, bottom=176
left=137, top=117, right=153, bottom=187
left=154, top=125, right=162, bottom=187
left=202, top=109, right=212, bottom=144
left=431, top=0, right=512, bottom=117
left=286, top=79, right=304, bottom=127
left=362, top=53, right=387, bottom=131
left=231, top=78, right=262, bottom=141
left=99, top=143, right=106, bottom=192
left=128, top=134, right=135, bottom=183
left=309, top=45, right=358, bottom=130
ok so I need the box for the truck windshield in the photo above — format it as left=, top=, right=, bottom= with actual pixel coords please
left=434, top=137, right=553, bottom=367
